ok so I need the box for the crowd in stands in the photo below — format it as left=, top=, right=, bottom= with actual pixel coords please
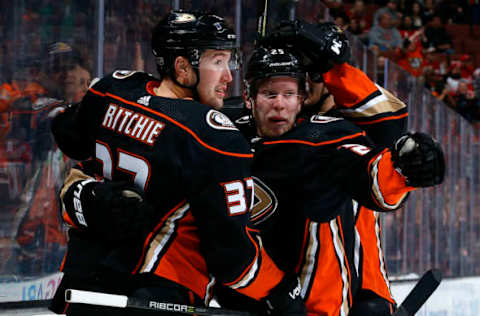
left=324, top=0, right=480, bottom=123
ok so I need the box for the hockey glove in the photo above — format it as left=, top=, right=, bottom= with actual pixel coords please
left=391, top=132, right=446, bottom=187
left=262, top=275, right=306, bottom=315
left=349, top=297, right=396, bottom=316
left=260, top=20, right=351, bottom=81
left=63, top=180, right=155, bottom=242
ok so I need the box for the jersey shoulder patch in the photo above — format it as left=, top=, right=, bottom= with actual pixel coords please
left=147, top=98, right=251, bottom=157
left=206, top=110, right=238, bottom=131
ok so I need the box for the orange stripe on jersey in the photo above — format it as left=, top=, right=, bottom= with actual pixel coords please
left=223, top=226, right=283, bottom=300
left=89, top=88, right=106, bottom=97
left=323, top=63, right=378, bottom=109
left=354, top=112, right=409, bottom=125
left=59, top=249, right=68, bottom=272
left=355, top=207, right=395, bottom=303
left=223, top=227, right=260, bottom=287
left=301, top=219, right=352, bottom=316
left=336, top=218, right=353, bottom=305
left=62, top=211, right=76, bottom=228
left=295, top=219, right=312, bottom=274
left=234, top=246, right=284, bottom=300
left=133, top=199, right=188, bottom=273
left=368, top=149, right=415, bottom=210
left=152, top=209, right=209, bottom=298
left=89, top=88, right=253, bottom=159
left=263, top=131, right=366, bottom=147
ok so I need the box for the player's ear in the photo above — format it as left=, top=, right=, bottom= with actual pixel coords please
left=243, top=80, right=253, bottom=110
left=174, top=56, right=189, bottom=74
left=174, top=56, right=194, bottom=85
left=245, top=99, right=252, bottom=110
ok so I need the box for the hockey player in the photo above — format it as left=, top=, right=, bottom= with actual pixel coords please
left=257, top=20, right=409, bottom=315
left=213, top=29, right=444, bottom=316
left=49, top=11, right=305, bottom=316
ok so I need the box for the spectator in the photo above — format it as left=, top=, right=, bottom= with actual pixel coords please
left=0, top=61, right=47, bottom=113
left=63, top=59, right=91, bottom=103
left=373, top=0, right=402, bottom=27
left=445, top=59, right=473, bottom=93
left=333, top=10, right=350, bottom=31
left=368, top=13, right=403, bottom=54
left=346, top=0, right=373, bottom=32
left=396, top=29, right=427, bottom=77
left=43, top=42, right=75, bottom=99
left=349, top=18, right=369, bottom=44
left=408, top=1, right=426, bottom=29
left=423, top=0, right=436, bottom=23
left=452, top=80, right=480, bottom=121
left=432, top=79, right=455, bottom=107
left=398, top=15, right=417, bottom=40
left=422, top=15, right=454, bottom=54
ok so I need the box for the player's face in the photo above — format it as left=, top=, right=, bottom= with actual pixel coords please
left=197, top=49, right=233, bottom=109
left=252, top=77, right=303, bottom=138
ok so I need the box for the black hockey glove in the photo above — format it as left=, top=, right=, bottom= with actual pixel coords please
left=391, top=132, right=446, bottom=187
left=63, top=180, right=155, bottom=242
left=349, top=297, right=396, bottom=316
left=260, top=20, right=351, bottom=81
left=262, top=275, right=306, bottom=316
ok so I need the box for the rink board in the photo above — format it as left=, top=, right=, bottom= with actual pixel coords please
left=1, top=273, right=480, bottom=315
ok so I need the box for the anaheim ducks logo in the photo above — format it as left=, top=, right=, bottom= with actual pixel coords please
left=250, top=177, right=278, bottom=225
left=235, top=115, right=251, bottom=125
left=172, top=13, right=196, bottom=23
left=113, top=70, right=137, bottom=79
left=206, top=110, right=238, bottom=131
left=310, top=115, right=342, bottom=124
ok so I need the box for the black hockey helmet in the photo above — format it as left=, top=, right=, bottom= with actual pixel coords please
left=152, top=10, right=239, bottom=77
left=244, top=47, right=306, bottom=98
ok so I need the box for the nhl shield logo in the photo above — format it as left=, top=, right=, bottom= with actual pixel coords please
left=206, top=110, right=238, bottom=131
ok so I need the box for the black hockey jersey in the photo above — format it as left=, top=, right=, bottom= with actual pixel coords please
left=244, top=116, right=412, bottom=315
left=58, top=71, right=285, bottom=301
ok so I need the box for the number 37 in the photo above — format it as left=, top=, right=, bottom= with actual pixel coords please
left=97, top=140, right=253, bottom=216
left=96, top=141, right=151, bottom=192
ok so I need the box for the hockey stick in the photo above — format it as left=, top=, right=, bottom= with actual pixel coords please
left=65, top=289, right=253, bottom=315
left=392, top=268, right=442, bottom=316
left=256, top=0, right=269, bottom=40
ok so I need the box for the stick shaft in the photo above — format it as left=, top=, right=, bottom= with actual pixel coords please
left=65, top=289, right=252, bottom=315
left=392, top=269, right=442, bottom=316
left=257, top=0, right=269, bottom=38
